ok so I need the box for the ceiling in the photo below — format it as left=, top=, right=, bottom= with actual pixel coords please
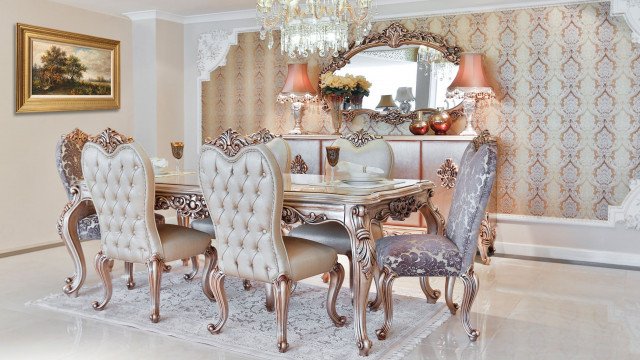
left=48, top=0, right=591, bottom=19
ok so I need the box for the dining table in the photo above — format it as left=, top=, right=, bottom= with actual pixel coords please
left=58, top=171, right=445, bottom=356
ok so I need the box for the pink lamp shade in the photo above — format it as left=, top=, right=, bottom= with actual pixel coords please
left=280, top=63, right=317, bottom=96
left=447, top=53, right=493, bottom=94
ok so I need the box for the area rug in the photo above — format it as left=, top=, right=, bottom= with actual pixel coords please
left=29, top=271, right=450, bottom=360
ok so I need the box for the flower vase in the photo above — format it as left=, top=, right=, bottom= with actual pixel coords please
left=327, top=94, right=345, bottom=135
left=350, top=94, right=364, bottom=109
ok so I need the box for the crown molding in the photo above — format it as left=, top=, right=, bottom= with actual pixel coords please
left=124, top=0, right=602, bottom=25
left=124, top=10, right=184, bottom=23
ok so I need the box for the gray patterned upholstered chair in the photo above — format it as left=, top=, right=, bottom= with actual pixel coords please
left=288, top=130, right=393, bottom=292
left=374, top=138, right=497, bottom=342
left=82, top=128, right=216, bottom=323
left=56, top=129, right=165, bottom=296
left=200, top=129, right=345, bottom=352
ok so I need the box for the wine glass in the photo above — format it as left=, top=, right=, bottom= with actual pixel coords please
left=325, top=146, right=340, bottom=184
left=170, top=141, right=184, bottom=174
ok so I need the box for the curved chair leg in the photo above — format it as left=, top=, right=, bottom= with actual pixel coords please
left=419, top=276, right=441, bottom=304
left=59, top=197, right=88, bottom=298
left=125, top=262, right=135, bottom=290
left=368, top=264, right=383, bottom=311
left=147, top=255, right=164, bottom=323
left=375, top=266, right=398, bottom=340
left=92, top=251, right=113, bottom=311
left=327, top=263, right=347, bottom=327
left=274, top=275, right=293, bottom=353
left=207, top=269, right=228, bottom=334
left=202, top=246, right=217, bottom=301
left=243, top=279, right=252, bottom=290
left=460, top=268, right=480, bottom=341
left=445, top=276, right=459, bottom=315
left=265, top=283, right=275, bottom=312
left=184, top=256, right=199, bottom=280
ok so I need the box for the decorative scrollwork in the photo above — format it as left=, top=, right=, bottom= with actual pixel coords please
left=343, top=108, right=417, bottom=126
left=320, top=22, right=464, bottom=121
left=472, top=130, right=496, bottom=151
left=58, top=129, right=90, bottom=196
left=204, top=128, right=255, bottom=157
left=155, top=194, right=210, bottom=219
left=323, top=22, right=462, bottom=76
left=281, top=206, right=328, bottom=225
left=351, top=205, right=376, bottom=279
left=341, top=129, right=382, bottom=147
left=89, top=128, right=133, bottom=154
left=290, top=154, right=309, bottom=174
left=478, top=213, right=496, bottom=265
left=375, top=195, right=425, bottom=222
left=57, top=184, right=81, bottom=235
left=249, top=128, right=279, bottom=144
left=437, top=158, right=459, bottom=189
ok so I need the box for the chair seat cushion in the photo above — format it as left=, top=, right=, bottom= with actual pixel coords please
left=376, top=234, right=462, bottom=277
left=283, top=236, right=338, bottom=281
left=287, top=223, right=351, bottom=255
left=191, top=217, right=216, bottom=237
left=78, top=213, right=165, bottom=241
left=157, top=224, right=212, bottom=262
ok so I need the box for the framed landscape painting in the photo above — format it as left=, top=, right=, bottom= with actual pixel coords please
left=16, top=24, right=120, bottom=112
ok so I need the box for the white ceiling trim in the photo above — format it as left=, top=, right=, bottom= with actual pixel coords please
left=125, top=0, right=600, bottom=25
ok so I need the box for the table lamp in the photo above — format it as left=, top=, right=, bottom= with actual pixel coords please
left=376, top=95, right=397, bottom=112
left=447, top=53, right=494, bottom=136
left=277, top=63, right=317, bottom=134
left=395, top=87, right=415, bottom=113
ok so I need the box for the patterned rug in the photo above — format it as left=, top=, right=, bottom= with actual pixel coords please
left=29, top=271, right=450, bottom=360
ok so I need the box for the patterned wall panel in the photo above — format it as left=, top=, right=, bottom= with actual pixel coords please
left=201, top=2, right=640, bottom=220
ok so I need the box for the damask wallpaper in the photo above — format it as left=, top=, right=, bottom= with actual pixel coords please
left=201, top=2, right=640, bottom=220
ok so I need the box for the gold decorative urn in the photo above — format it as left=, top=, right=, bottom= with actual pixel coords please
left=429, top=108, right=452, bottom=135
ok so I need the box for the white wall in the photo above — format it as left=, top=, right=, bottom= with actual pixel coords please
left=0, top=0, right=134, bottom=254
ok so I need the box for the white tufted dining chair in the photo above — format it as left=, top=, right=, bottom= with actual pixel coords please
left=288, top=130, right=394, bottom=294
left=200, top=129, right=345, bottom=352
left=56, top=128, right=166, bottom=296
left=190, top=128, right=292, bottom=292
left=82, top=128, right=216, bottom=323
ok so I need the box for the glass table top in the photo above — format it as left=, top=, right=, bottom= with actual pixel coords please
left=155, top=171, right=423, bottom=196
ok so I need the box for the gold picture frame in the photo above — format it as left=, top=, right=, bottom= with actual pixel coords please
left=16, top=24, right=120, bottom=113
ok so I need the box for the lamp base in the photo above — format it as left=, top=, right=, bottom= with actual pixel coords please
left=460, top=98, right=478, bottom=136
left=289, top=101, right=305, bottom=135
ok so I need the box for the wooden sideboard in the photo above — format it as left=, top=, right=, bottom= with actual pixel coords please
left=283, top=134, right=497, bottom=264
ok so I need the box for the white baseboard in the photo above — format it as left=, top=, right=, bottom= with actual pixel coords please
left=494, top=213, right=640, bottom=267
left=0, top=240, right=62, bottom=259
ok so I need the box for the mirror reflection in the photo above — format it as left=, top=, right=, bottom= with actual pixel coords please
left=335, top=45, right=461, bottom=112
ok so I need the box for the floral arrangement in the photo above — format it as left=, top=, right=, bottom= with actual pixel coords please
left=320, top=72, right=371, bottom=97
left=320, top=72, right=356, bottom=96
left=352, top=75, right=371, bottom=97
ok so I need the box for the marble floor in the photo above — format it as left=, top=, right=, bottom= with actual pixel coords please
left=0, top=241, right=638, bottom=359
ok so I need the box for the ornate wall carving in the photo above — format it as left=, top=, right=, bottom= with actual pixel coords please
left=201, top=2, right=640, bottom=221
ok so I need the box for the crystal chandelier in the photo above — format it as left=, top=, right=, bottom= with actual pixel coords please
left=257, top=0, right=374, bottom=58
left=418, top=46, right=457, bottom=81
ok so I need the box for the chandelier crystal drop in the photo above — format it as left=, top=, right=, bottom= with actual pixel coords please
left=257, top=0, right=374, bottom=58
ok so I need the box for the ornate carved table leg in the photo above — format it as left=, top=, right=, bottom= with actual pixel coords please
left=367, top=220, right=385, bottom=311
left=347, top=205, right=374, bottom=356
left=58, top=185, right=89, bottom=298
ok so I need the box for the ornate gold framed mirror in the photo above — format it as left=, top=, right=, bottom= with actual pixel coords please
left=319, top=22, right=465, bottom=127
